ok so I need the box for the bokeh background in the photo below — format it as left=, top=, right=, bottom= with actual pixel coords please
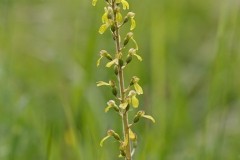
left=0, top=0, right=240, bottom=159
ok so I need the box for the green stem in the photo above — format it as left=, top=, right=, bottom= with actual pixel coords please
left=112, top=1, right=132, bottom=159
left=119, top=69, right=131, bottom=160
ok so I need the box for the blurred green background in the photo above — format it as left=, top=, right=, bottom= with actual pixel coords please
left=0, top=0, right=240, bottom=159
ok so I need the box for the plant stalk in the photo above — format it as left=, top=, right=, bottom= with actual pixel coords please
left=112, top=1, right=132, bottom=159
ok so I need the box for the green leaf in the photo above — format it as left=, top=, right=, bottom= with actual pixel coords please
left=121, top=0, right=129, bottom=10
left=130, top=18, right=136, bottom=30
left=132, top=95, right=139, bottom=108
left=99, top=24, right=109, bottom=34
left=100, top=135, right=110, bottom=147
left=142, top=115, right=155, bottom=123
left=92, top=0, right=97, bottom=6
left=134, top=83, right=143, bottom=95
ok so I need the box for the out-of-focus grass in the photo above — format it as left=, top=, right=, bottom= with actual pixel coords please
left=0, top=0, right=239, bottom=159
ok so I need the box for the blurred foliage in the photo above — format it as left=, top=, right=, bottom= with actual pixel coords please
left=0, top=0, right=240, bottom=159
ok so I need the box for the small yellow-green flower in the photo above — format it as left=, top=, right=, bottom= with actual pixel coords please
left=118, top=0, right=129, bottom=10
left=100, top=130, right=121, bottom=147
left=133, top=110, right=155, bottom=123
left=127, top=12, right=136, bottom=30
left=128, top=48, right=142, bottom=61
left=128, top=90, right=139, bottom=108
left=97, top=50, right=112, bottom=66
left=99, top=7, right=113, bottom=34
left=105, top=100, right=118, bottom=112
left=130, top=76, right=143, bottom=95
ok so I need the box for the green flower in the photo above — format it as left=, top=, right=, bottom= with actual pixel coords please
left=99, top=7, right=113, bottom=34
left=133, top=110, right=155, bottom=123
left=100, top=130, right=121, bottom=147
left=128, top=90, right=139, bottom=108
left=130, top=76, right=143, bottom=95
left=123, top=32, right=139, bottom=50
left=128, top=48, right=142, bottom=62
left=120, top=0, right=129, bottom=10
left=127, top=12, right=136, bottom=30
left=97, top=50, right=112, bottom=67
left=105, top=100, right=119, bottom=112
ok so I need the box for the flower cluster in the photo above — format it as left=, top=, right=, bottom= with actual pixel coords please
left=92, top=0, right=154, bottom=159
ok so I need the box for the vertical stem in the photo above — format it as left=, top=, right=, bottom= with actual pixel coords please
left=119, top=69, right=131, bottom=160
left=112, top=1, right=132, bottom=159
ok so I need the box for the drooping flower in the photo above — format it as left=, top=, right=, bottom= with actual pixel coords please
left=128, top=90, right=139, bottom=108
left=133, top=110, right=155, bottom=123
left=97, top=50, right=112, bottom=66
left=130, top=76, right=143, bottom=95
left=127, top=12, right=136, bottom=30
left=105, top=100, right=119, bottom=112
